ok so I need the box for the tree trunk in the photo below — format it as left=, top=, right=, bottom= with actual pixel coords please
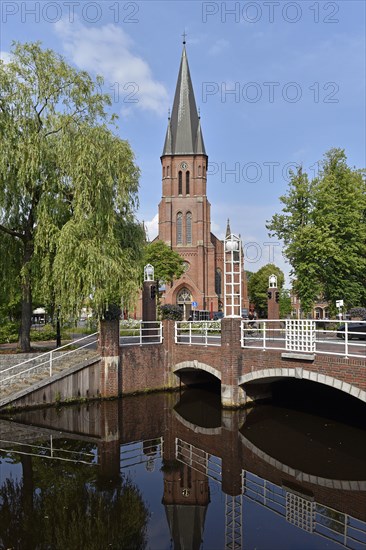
left=19, top=239, right=33, bottom=352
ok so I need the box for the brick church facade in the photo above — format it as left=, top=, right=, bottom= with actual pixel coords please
left=146, top=43, right=248, bottom=319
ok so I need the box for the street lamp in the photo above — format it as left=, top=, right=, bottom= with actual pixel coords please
left=144, top=264, right=154, bottom=282
left=225, top=237, right=239, bottom=252
left=269, top=274, right=277, bottom=288
left=56, top=305, right=61, bottom=348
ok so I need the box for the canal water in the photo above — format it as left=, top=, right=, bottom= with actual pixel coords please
left=0, top=383, right=365, bottom=549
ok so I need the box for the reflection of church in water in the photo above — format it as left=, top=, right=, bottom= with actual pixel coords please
left=155, top=41, right=249, bottom=318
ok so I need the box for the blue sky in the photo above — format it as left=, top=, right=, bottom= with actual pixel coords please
left=1, top=0, right=365, bottom=283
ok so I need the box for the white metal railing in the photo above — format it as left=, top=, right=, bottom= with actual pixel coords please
left=241, top=319, right=366, bottom=359
left=120, top=437, right=163, bottom=470
left=0, top=436, right=97, bottom=465
left=243, top=470, right=366, bottom=549
left=0, top=332, right=99, bottom=388
left=119, top=320, right=162, bottom=346
left=175, top=437, right=222, bottom=483
left=175, top=321, right=221, bottom=346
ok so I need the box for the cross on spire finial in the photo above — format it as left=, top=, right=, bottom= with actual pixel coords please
left=182, top=30, right=187, bottom=45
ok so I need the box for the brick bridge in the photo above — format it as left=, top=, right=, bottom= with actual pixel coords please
left=2, top=318, right=365, bottom=410
left=115, top=319, right=366, bottom=408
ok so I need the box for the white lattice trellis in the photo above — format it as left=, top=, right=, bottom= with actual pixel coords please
left=286, top=320, right=316, bottom=352
left=225, top=494, right=243, bottom=549
left=286, top=492, right=315, bottom=532
left=224, top=233, right=242, bottom=318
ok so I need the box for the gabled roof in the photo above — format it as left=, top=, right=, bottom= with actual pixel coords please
left=162, top=45, right=206, bottom=156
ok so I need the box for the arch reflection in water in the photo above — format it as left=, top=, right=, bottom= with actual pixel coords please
left=0, top=390, right=365, bottom=549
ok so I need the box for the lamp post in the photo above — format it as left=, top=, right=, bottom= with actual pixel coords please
left=144, top=264, right=155, bottom=282
left=143, top=264, right=157, bottom=323
left=267, top=274, right=280, bottom=320
left=269, top=274, right=277, bottom=288
left=56, top=305, right=61, bottom=348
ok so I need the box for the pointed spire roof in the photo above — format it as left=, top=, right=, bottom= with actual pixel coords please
left=226, top=219, right=231, bottom=238
left=163, top=116, right=172, bottom=155
left=162, top=44, right=206, bottom=156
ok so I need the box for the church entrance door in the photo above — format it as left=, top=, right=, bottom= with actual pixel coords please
left=177, top=288, right=192, bottom=321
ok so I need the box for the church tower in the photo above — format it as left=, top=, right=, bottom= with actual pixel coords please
left=157, top=41, right=248, bottom=319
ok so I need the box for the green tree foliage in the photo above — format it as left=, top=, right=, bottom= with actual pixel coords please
left=159, top=304, right=183, bottom=320
left=142, top=240, right=185, bottom=285
left=279, top=288, right=292, bottom=318
left=0, top=42, right=145, bottom=351
left=267, top=149, right=366, bottom=314
left=248, top=264, right=284, bottom=317
left=0, top=452, right=149, bottom=549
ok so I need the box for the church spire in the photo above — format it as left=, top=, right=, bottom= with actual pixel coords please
left=226, top=218, right=231, bottom=238
left=162, top=43, right=206, bottom=156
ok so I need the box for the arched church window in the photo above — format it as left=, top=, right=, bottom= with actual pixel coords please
left=176, top=212, right=183, bottom=244
left=186, top=171, right=190, bottom=194
left=198, top=165, right=201, bottom=176
left=167, top=165, right=170, bottom=176
left=203, top=164, right=206, bottom=177
left=215, top=268, right=222, bottom=296
left=177, top=288, right=192, bottom=303
left=178, top=171, right=182, bottom=195
left=163, top=167, right=165, bottom=177
left=186, top=212, right=192, bottom=244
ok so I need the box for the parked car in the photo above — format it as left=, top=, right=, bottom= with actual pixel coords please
left=337, top=321, right=366, bottom=340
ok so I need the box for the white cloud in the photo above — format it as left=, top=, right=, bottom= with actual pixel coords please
left=209, top=39, right=229, bottom=56
left=145, top=213, right=159, bottom=241
left=0, top=51, right=12, bottom=64
left=55, top=19, right=169, bottom=115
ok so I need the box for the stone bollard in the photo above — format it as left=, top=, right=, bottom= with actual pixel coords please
left=99, top=319, right=120, bottom=398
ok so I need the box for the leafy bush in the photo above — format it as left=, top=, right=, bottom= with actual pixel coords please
left=0, top=322, right=19, bottom=344
left=159, top=305, right=183, bottom=321
left=30, top=324, right=57, bottom=341
left=103, top=304, right=122, bottom=321
left=63, top=324, right=98, bottom=337
left=348, top=307, right=366, bottom=319
left=179, top=321, right=221, bottom=334
left=120, top=319, right=140, bottom=336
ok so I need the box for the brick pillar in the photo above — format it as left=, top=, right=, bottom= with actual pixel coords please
left=220, top=318, right=246, bottom=408
left=142, top=281, right=157, bottom=321
left=98, top=400, right=120, bottom=484
left=162, top=319, right=180, bottom=389
left=267, top=286, right=280, bottom=319
left=221, top=410, right=243, bottom=496
left=99, top=319, right=120, bottom=398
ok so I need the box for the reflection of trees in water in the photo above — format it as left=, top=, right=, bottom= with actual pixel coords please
left=0, top=447, right=149, bottom=549
left=316, top=505, right=346, bottom=535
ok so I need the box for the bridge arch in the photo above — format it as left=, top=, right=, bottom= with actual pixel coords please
left=172, top=360, right=222, bottom=381
left=238, top=432, right=366, bottom=491
left=238, top=368, right=366, bottom=403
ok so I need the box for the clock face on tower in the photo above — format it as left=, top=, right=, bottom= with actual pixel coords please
left=180, top=162, right=188, bottom=170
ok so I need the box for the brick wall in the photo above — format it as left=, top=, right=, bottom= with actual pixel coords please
left=242, top=348, right=366, bottom=391
left=100, top=320, right=120, bottom=398
left=117, top=319, right=365, bottom=403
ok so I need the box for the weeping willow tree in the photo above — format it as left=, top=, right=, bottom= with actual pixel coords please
left=0, top=42, right=145, bottom=351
